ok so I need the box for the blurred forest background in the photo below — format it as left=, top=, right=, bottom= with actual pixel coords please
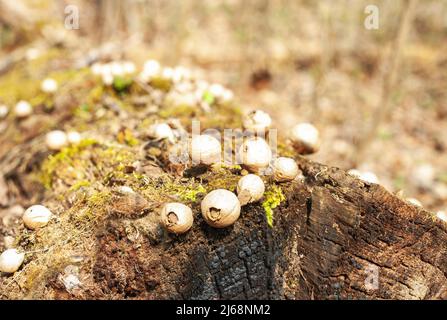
left=0, top=0, right=446, bottom=213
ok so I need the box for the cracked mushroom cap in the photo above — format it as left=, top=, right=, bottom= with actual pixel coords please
left=160, top=202, right=193, bottom=234
left=201, top=189, right=241, bottom=228
left=237, top=174, right=265, bottom=205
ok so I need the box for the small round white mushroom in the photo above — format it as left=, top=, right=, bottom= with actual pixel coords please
left=348, top=169, right=379, bottom=184
left=91, top=62, right=103, bottom=75
left=117, top=186, right=135, bottom=195
left=0, top=104, right=9, bottom=119
left=242, top=110, right=272, bottom=133
left=406, top=198, right=422, bottom=207
left=172, top=66, right=191, bottom=83
left=23, top=205, right=53, bottom=230
left=201, top=189, right=241, bottom=228
left=412, top=164, right=435, bottom=190
left=102, top=72, right=114, bottom=86
left=0, top=249, right=25, bottom=274
left=290, top=122, right=320, bottom=154
left=190, top=135, right=222, bottom=166
left=237, top=174, right=265, bottom=205
left=25, top=48, right=41, bottom=61
left=359, top=171, right=379, bottom=184
left=221, top=89, right=234, bottom=103
left=14, top=100, right=32, bottom=118
left=273, top=157, right=299, bottom=182
left=123, top=61, right=136, bottom=74
left=239, top=137, right=272, bottom=173
left=41, top=78, right=58, bottom=93
left=67, top=131, right=82, bottom=145
left=45, top=130, right=68, bottom=151
left=209, top=83, right=225, bottom=98
left=436, top=211, right=447, bottom=222
left=110, top=62, right=125, bottom=77
left=148, top=123, right=175, bottom=142
left=161, top=67, right=174, bottom=80
left=160, top=202, right=194, bottom=234
left=143, top=59, right=161, bottom=76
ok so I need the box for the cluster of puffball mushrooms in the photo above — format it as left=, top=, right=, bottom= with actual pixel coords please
left=159, top=109, right=319, bottom=234
left=1, top=59, right=446, bottom=275
left=160, top=110, right=319, bottom=234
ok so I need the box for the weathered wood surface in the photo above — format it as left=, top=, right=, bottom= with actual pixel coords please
left=1, top=147, right=447, bottom=299
left=58, top=158, right=447, bottom=300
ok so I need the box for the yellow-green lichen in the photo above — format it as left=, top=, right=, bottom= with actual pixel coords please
left=176, top=184, right=207, bottom=202
left=40, top=138, right=98, bottom=188
left=262, top=185, right=286, bottom=227
left=113, top=76, right=133, bottom=92
left=39, top=138, right=139, bottom=190
left=117, top=128, right=140, bottom=146
left=69, top=180, right=91, bottom=192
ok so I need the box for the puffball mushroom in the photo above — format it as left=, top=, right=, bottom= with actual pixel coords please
left=348, top=169, right=379, bottom=184
left=110, top=62, right=125, bottom=77
left=172, top=66, right=191, bottom=83
left=437, top=211, right=447, bottom=222
left=221, top=89, right=234, bottom=103
left=290, top=122, right=320, bottom=154
left=209, top=83, right=225, bottom=98
left=143, top=59, right=161, bottom=76
left=91, top=62, right=103, bottom=75
left=0, top=104, right=9, bottom=119
left=148, top=123, right=175, bottom=142
left=239, top=137, right=272, bottom=173
left=14, top=100, right=32, bottom=118
left=123, top=61, right=136, bottom=74
left=117, top=186, right=135, bottom=195
left=41, top=78, right=58, bottom=93
left=0, top=249, right=25, bottom=274
left=67, top=131, right=82, bottom=145
left=273, top=157, right=299, bottom=182
left=242, top=110, right=272, bottom=133
left=23, top=205, right=52, bottom=230
left=359, top=171, right=379, bottom=184
left=45, top=130, right=68, bottom=151
left=102, top=72, right=114, bottom=86
left=412, top=164, right=435, bottom=190
left=190, top=134, right=222, bottom=165
left=406, top=198, right=422, bottom=207
left=160, top=202, right=194, bottom=234
left=161, top=67, right=174, bottom=80
left=201, top=189, right=241, bottom=228
left=237, top=174, right=265, bottom=205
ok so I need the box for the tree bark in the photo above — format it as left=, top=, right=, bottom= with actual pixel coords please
left=84, top=158, right=447, bottom=300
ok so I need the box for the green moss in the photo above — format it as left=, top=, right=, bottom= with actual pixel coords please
left=113, top=76, right=133, bottom=92
left=39, top=138, right=140, bottom=190
left=69, top=180, right=91, bottom=191
left=159, top=104, right=197, bottom=119
left=203, top=91, right=215, bottom=104
left=117, top=128, right=140, bottom=146
left=40, top=138, right=98, bottom=188
left=277, top=141, right=295, bottom=158
left=161, top=180, right=207, bottom=203
left=177, top=184, right=207, bottom=202
left=150, top=77, right=172, bottom=91
left=262, top=185, right=285, bottom=227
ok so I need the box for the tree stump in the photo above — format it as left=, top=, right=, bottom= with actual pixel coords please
left=0, top=53, right=446, bottom=300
